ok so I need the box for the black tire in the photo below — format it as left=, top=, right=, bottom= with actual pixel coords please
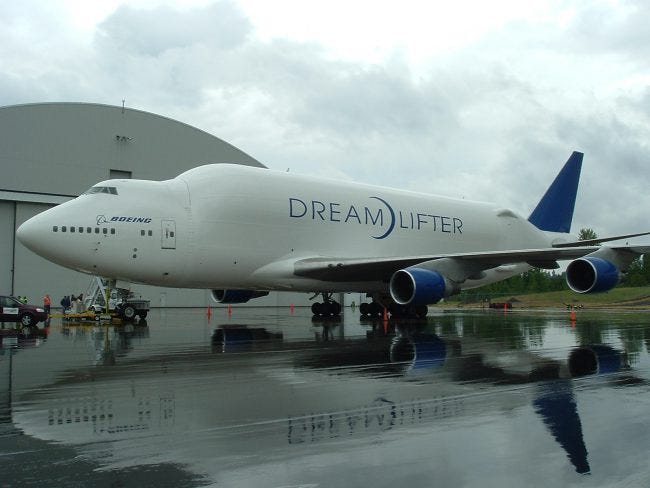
left=415, top=305, right=428, bottom=318
left=359, top=302, right=369, bottom=316
left=138, top=310, right=148, bottom=319
left=20, top=313, right=35, bottom=327
left=329, top=301, right=341, bottom=316
left=388, top=303, right=404, bottom=317
left=369, top=302, right=383, bottom=317
left=311, top=302, right=322, bottom=316
left=121, top=305, right=136, bottom=321
left=320, top=302, right=331, bottom=316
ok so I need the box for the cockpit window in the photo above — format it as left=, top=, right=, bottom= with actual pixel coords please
left=83, top=186, right=118, bottom=195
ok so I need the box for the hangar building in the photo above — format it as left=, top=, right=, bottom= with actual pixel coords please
left=1, top=102, right=316, bottom=308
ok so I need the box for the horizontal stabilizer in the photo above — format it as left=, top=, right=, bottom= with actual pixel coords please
left=528, top=152, right=583, bottom=233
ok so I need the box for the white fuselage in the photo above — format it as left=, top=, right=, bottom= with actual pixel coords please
left=17, top=164, right=557, bottom=293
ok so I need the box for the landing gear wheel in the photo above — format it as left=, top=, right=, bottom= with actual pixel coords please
left=388, top=303, right=406, bottom=318
left=415, top=305, right=428, bottom=318
left=369, top=302, right=383, bottom=317
left=310, top=292, right=343, bottom=317
left=388, top=303, right=428, bottom=319
left=360, top=302, right=370, bottom=316
left=360, top=301, right=384, bottom=318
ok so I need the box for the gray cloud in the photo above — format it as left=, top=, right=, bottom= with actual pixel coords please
left=97, top=1, right=252, bottom=56
left=567, top=0, right=650, bottom=60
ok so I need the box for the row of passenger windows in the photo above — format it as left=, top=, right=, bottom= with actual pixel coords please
left=51, top=226, right=155, bottom=237
left=53, top=226, right=115, bottom=235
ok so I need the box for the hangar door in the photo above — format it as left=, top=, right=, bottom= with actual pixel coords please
left=0, top=201, right=14, bottom=295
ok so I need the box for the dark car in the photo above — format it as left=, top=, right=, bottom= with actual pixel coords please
left=0, top=295, right=48, bottom=327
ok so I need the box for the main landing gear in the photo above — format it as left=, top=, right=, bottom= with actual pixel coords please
left=387, top=303, right=429, bottom=319
left=311, top=293, right=342, bottom=317
left=309, top=293, right=429, bottom=319
left=359, top=301, right=384, bottom=318
left=360, top=295, right=429, bottom=319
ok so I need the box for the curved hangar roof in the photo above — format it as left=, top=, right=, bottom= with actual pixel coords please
left=0, top=102, right=265, bottom=198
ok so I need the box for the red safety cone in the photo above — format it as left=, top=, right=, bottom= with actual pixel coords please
left=228, top=304, right=232, bottom=316
left=290, top=304, right=295, bottom=315
left=207, top=306, right=212, bottom=320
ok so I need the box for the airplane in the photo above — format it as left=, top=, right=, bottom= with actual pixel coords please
left=16, top=151, right=650, bottom=317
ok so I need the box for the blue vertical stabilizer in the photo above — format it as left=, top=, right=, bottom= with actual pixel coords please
left=528, top=151, right=583, bottom=233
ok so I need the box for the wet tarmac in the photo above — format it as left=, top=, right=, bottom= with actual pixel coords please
left=2, top=307, right=650, bottom=487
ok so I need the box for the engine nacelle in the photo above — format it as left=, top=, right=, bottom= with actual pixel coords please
left=389, top=267, right=451, bottom=306
left=566, top=257, right=620, bottom=293
left=211, top=290, right=269, bottom=304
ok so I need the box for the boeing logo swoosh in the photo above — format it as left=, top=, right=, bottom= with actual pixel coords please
left=96, top=215, right=107, bottom=225
left=369, top=196, right=395, bottom=239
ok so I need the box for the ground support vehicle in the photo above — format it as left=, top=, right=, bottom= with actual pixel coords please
left=83, top=277, right=149, bottom=322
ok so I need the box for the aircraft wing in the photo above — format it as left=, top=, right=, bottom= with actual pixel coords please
left=552, top=231, right=650, bottom=248
left=293, top=245, right=650, bottom=283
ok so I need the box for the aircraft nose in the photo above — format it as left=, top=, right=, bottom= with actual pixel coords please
left=17, top=213, right=51, bottom=256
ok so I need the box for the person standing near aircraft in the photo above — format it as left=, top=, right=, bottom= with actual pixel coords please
left=71, top=294, right=81, bottom=313
left=43, top=294, right=51, bottom=316
left=60, top=295, right=70, bottom=313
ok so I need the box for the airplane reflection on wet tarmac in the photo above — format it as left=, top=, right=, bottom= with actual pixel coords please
left=290, top=323, right=637, bottom=474
left=3, top=311, right=649, bottom=486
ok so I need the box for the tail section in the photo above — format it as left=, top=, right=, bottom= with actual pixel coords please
left=528, top=151, right=583, bottom=233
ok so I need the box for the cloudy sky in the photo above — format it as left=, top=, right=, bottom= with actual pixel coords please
left=2, top=0, right=649, bottom=237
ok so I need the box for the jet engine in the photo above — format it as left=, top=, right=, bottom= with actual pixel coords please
left=565, top=256, right=620, bottom=293
left=389, top=267, right=454, bottom=306
left=211, top=290, right=269, bottom=304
